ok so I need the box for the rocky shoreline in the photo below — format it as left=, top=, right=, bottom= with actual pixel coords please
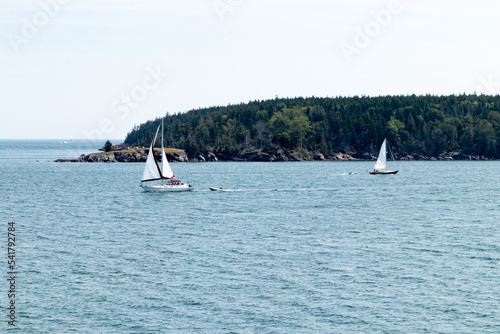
left=54, top=148, right=356, bottom=163
left=55, top=146, right=495, bottom=163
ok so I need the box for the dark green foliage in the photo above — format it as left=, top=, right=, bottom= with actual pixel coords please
left=124, top=95, right=500, bottom=158
left=104, top=140, right=113, bottom=152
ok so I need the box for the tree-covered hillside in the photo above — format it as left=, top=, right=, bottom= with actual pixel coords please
left=124, top=95, right=500, bottom=159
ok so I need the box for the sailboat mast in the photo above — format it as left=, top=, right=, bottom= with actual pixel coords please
left=161, top=119, right=164, bottom=179
left=161, top=119, right=164, bottom=152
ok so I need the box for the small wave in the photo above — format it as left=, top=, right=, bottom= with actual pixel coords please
left=210, top=187, right=342, bottom=192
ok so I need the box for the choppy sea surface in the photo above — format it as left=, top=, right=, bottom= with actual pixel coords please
left=0, top=140, right=499, bottom=333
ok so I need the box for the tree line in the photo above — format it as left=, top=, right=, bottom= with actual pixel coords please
left=124, top=95, right=500, bottom=158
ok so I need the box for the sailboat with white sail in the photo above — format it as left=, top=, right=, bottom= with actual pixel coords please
left=140, top=121, right=193, bottom=192
left=369, top=138, right=398, bottom=175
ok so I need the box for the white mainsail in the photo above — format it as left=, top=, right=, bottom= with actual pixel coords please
left=374, top=139, right=387, bottom=170
left=141, top=126, right=162, bottom=182
left=161, top=120, right=174, bottom=179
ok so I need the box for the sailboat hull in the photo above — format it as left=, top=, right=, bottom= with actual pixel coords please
left=369, top=170, right=398, bottom=175
left=141, top=184, right=193, bottom=192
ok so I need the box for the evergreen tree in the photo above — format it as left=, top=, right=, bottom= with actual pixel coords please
left=104, top=140, right=113, bottom=152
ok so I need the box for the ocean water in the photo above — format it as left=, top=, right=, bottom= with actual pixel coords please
left=0, top=140, right=499, bottom=333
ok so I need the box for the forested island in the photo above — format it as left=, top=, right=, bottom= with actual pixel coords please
left=121, top=95, right=500, bottom=161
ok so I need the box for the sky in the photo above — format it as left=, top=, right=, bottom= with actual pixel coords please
left=1, top=0, right=499, bottom=139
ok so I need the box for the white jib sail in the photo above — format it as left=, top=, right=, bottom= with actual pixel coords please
left=141, top=126, right=162, bottom=181
left=161, top=147, right=174, bottom=179
left=374, top=139, right=387, bottom=170
left=161, top=119, right=174, bottom=179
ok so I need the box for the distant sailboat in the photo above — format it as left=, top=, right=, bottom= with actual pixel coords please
left=369, top=139, right=398, bottom=175
left=140, top=121, right=193, bottom=192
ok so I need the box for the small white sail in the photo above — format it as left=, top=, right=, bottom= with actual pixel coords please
left=161, top=148, right=174, bottom=179
left=161, top=119, right=174, bottom=179
left=374, top=139, right=387, bottom=170
left=141, top=126, right=162, bottom=182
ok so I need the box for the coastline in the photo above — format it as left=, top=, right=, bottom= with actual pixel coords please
left=54, top=146, right=496, bottom=163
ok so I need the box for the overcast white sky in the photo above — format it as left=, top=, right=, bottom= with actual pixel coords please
left=1, top=0, right=499, bottom=139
